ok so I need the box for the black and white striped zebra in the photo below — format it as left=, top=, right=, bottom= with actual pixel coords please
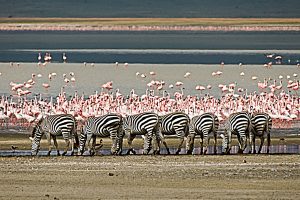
left=222, top=111, right=252, bottom=154
left=154, top=112, right=190, bottom=154
left=250, top=112, right=272, bottom=154
left=122, top=112, right=159, bottom=155
left=31, top=114, right=79, bottom=156
left=186, top=113, right=219, bottom=155
left=79, top=114, right=123, bottom=156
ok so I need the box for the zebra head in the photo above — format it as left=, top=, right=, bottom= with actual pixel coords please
left=31, top=124, right=43, bottom=156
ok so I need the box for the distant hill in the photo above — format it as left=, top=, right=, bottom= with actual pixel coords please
left=1, top=0, right=300, bottom=18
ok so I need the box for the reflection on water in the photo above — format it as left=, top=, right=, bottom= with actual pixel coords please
left=1, top=145, right=299, bottom=157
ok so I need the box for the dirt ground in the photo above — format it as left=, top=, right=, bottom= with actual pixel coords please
left=0, top=133, right=300, bottom=199
left=0, top=155, right=299, bottom=200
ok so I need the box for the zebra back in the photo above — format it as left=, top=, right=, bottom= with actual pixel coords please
left=251, top=112, right=272, bottom=136
left=123, top=112, right=159, bottom=134
left=159, top=112, right=190, bottom=135
left=84, top=114, right=122, bottom=136
left=190, top=112, right=219, bottom=134
left=227, top=111, right=252, bottom=133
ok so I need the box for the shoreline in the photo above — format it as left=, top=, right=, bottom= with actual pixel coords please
left=1, top=24, right=300, bottom=32
left=1, top=18, right=300, bottom=32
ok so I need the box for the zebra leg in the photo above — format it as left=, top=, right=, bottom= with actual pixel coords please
left=45, top=132, right=52, bottom=156
left=258, top=136, right=264, bottom=154
left=62, top=133, right=70, bottom=156
left=175, top=131, right=185, bottom=155
left=252, top=135, right=257, bottom=154
left=79, top=132, right=87, bottom=155
left=126, top=134, right=136, bottom=155
left=143, top=132, right=152, bottom=155
left=238, top=135, right=247, bottom=154
left=248, top=132, right=254, bottom=154
left=213, top=131, right=217, bottom=155
left=52, top=136, right=60, bottom=156
left=199, top=134, right=204, bottom=155
left=267, top=131, right=271, bottom=154
left=186, top=134, right=195, bottom=155
left=85, top=134, right=93, bottom=156
left=202, top=131, right=209, bottom=155
left=90, top=135, right=96, bottom=156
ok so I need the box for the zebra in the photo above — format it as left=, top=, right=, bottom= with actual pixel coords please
left=222, top=111, right=253, bottom=154
left=122, top=112, right=159, bottom=155
left=250, top=112, right=272, bottom=154
left=79, top=114, right=123, bottom=156
left=31, top=114, right=79, bottom=156
left=186, top=113, right=219, bottom=155
left=154, top=112, right=190, bottom=155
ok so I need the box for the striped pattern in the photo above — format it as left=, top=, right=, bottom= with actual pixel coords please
left=31, top=114, right=78, bottom=156
left=155, top=112, right=190, bottom=154
left=186, top=113, right=219, bottom=155
left=251, top=113, right=272, bottom=153
left=79, top=114, right=123, bottom=155
left=122, top=112, right=159, bottom=155
left=222, top=112, right=252, bottom=154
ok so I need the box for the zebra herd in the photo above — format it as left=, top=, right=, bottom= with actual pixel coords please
left=30, top=111, right=272, bottom=156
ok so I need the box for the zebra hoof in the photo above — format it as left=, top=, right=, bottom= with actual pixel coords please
left=237, top=149, right=244, bottom=154
left=62, top=152, right=67, bottom=156
left=70, top=151, right=74, bottom=156
left=47, top=151, right=51, bottom=156
left=132, top=150, right=137, bottom=155
left=186, top=150, right=193, bottom=155
left=175, top=150, right=180, bottom=155
left=153, top=150, right=160, bottom=155
left=126, top=149, right=131, bottom=155
left=57, top=151, right=60, bottom=156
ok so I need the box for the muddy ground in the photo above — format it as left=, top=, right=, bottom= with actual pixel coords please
left=0, top=133, right=300, bottom=199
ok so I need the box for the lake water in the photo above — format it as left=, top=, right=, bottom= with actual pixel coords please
left=0, top=31, right=300, bottom=64
left=1, top=0, right=300, bottom=18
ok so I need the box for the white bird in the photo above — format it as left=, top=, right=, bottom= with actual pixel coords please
left=184, top=72, right=191, bottom=78
left=140, top=74, right=146, bottom=78
left=62, top=53, right=67, bottom=62
left=240, top=72, right=245, bottom=76
left=37, top=74, right=42, bottom=78
left=169, top=84, right=174, bottom=89
left=124, top=63, right=128, bottom=67
left=135, top=72, right=140, bottom=76
left=252, top=76, right=258, bottom=80
left=293, top=73, right=298, bottom=77
left=149, top=71, right=156, bottom=76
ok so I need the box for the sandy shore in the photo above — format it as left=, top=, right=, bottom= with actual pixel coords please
left=0, top=155, right=299, bottom=199
left=1, top=18, right=300, bottom=32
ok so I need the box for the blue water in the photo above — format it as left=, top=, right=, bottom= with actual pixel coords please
left=1, top=0, right=299, bottom=18
left=0, top=31, right=300, bottom=64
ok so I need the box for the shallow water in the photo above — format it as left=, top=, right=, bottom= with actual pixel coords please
left=1, top=144, right=299, bottom=157
left=1, top=31, right=300, bottom=64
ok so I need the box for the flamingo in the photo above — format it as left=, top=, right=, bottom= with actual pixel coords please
left=42, top=83, right=50, bottom=89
